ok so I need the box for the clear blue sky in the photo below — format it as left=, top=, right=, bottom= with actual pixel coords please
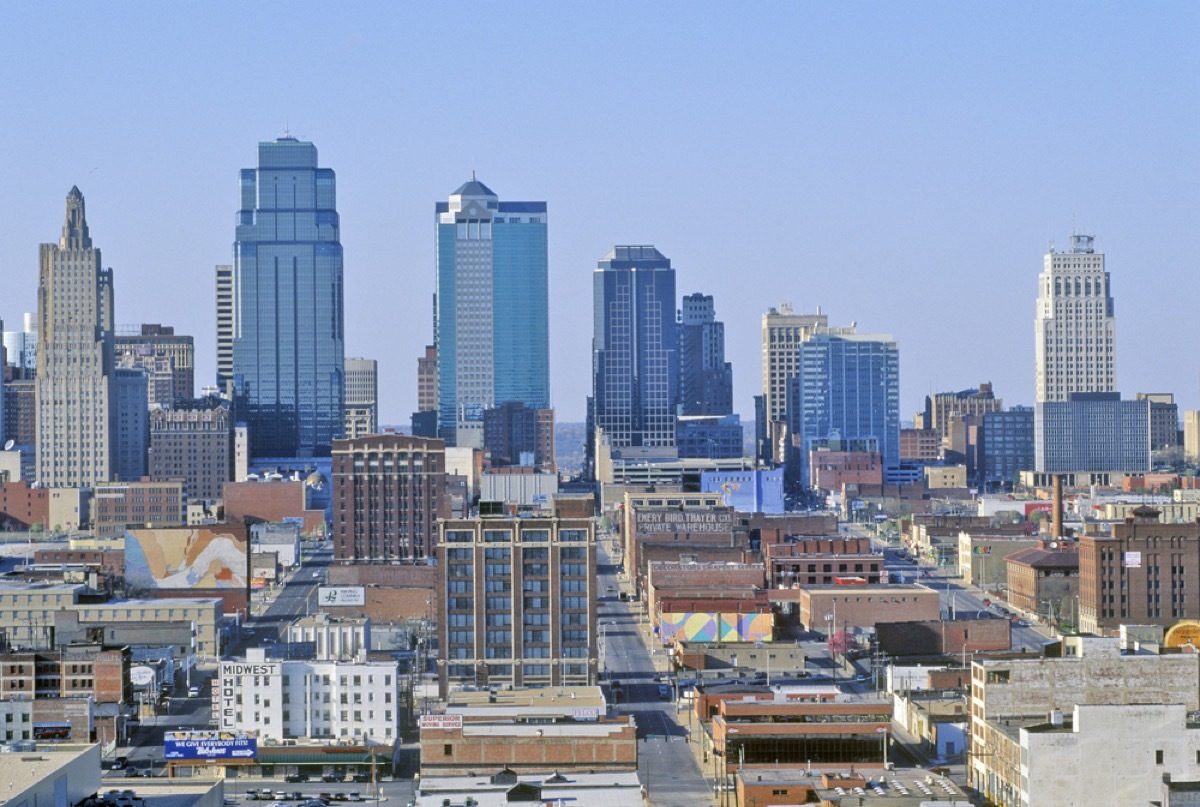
left=2, top=3, right=1197, bottom=425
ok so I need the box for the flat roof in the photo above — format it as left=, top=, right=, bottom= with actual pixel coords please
left=0, top=743, right=95, bottom=790
left=416, top=770, right=641, bottom=807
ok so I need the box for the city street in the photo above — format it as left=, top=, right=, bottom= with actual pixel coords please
left=597, top=536, right=716, bottom=807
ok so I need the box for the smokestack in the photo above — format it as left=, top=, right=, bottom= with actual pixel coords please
left=1052, top=474, right=1064, bottom=540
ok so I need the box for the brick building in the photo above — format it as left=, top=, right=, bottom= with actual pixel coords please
left=900, top=427, right=940, bottom=462
left=764, top=537, right=884, bottom=588
left=92, top=479, right=185, bottom=539
left=790, top=584, right=941, bottom=631
left=0, top=644, right=130, bottom=742
left=482, top=401, right=555, bottom=472
left=223, top=479, right=325, bottom=535
left=1079, top=506, right=1200, bottom=634
left=1006, top=542, right=1080, bottom=624
left=809, top=449, right=883, bottom=493
left=0, top=480, right=49, bottom=530
left=436, top=503, right=596, bottom=696
left=875, top=617, right=1011, bottom=657
left=148, top=401, right=234, bottom=503
left=746, top=512, right=839, bottom=547
left=332, top=434, right=448, bottom=562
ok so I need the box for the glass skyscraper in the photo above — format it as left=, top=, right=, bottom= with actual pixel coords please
left=790, top=332, right=899, bottom=486
left=435, top=178, right=549, bottom=448
left=232, top=137, right=345, bottom=458
left=591, top=246, right=678, bottom=452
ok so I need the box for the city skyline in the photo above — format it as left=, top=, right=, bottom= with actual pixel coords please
left=1, top=4, right=1197, bottom=427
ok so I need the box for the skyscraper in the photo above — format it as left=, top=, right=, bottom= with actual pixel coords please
left=760, top=304, right=831, bottom=464
left=343, top=357, right=378, bottom=439
left=591, top=246, right=678, bottom=453
left=435, top=177, right=549, bottom=448
left=1035, top=234, right=1115, bottom=403
left=2, top=313, right=37, bottom=378
left=678, top=292, right=733, bottom=416
left=790, top=332, right=900, bottom=486
left=232, top=137, right=345, bottom=458
left=214, top=264, right=233, bottom=393
left=35, top=187, right=116, bottom=487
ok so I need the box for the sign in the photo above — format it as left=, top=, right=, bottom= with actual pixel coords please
left=1124, top=551, right=1142, bottom=568
left=973, top=546, right=992, bottom=555
left=164, top=730, right=257, bottom=760
left=318, top=586, right=365, bottom=606
left=572, top=707, right=600, bottom=722
left=130, top=666, right=156, bottom=687
left=419, top=714, right=463, bottom=730
left=634, top=509, right=735, bottom=537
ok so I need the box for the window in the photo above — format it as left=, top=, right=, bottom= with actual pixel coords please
left=444, top=744, right=453, bottom=756
left=1157, top=749, right=1164, bottom=765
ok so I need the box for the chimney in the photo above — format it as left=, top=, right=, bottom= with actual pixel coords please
left=1051, top=475, right=1064, bottom=540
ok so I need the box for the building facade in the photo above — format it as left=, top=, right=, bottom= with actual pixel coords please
left=790, top=332, right=899, bottom=487
left=36, top=187, right=116, bottom=487
left=343, top=357, right=378, bottom=439
left=332, top=434, right=447, bottom=562
left=980, top=406, right=1035, bottom=486
left=1034, top=393, right=1149, bottom=473
left=483, top=401, right=555, bottom=471
left=215, top=264, right=233, bottom=393
left=677, top=292, right=733, bottom=417
left=591, top=246, right=678, bottom=455
left=232, top=137, right=345, bottom=459
left=761, top=305, right=834, bottom=464
left=115, top=323, right=194, bottom=407
left=113, top=367, right=149, bottom=481
left=923, top=383, right=1002, bottom=442
left=1035, top=234, right=1115, bottom=403
left=2, top=312, right=38, bottom=378
left=437, top=509, right=596, bottom=696
left=435, top=179, right=549, bottom=449
left=92, top=479, right=186, bottom=539
left=148, top=399, right=235, bottom=503
left=1136, top=392, right=1180, bottom=451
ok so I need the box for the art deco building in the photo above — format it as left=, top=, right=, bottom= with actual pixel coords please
left=149, top=399, right=235, bottom=502
left=1034, top=234, right=1115, bottom=403
left=35, top=187, right=116, bottom=487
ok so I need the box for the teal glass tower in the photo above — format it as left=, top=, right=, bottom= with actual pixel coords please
left=435, top=178, right=549, bottom=448
left=232, top=137, right=345, bottom=458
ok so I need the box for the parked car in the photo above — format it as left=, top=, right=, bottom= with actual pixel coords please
left=111, top=757, right=126, bottom=770
left=289, top=793, right=304, bottom=801
left=351, top=774, right=370, bottom=783
left=285, top=774, right=307, bottom=783
left=322, top=773, right=342, bottom=782
left=347, top=794, right=362, bottom=802
left=187, top=686, right=201, bottom=697
left=124, top=768, right=142, bottom=778
left=318, top=794, right=334, bottom=803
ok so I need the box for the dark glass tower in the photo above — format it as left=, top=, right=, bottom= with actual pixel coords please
left=591, top=246, right=678, bottom=452
left=232, top=137, right=345, bottom=458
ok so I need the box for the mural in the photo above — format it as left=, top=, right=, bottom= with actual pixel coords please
left=125, top=527, right=248, bottom=590
left=658, top=612, right=773, bottom=645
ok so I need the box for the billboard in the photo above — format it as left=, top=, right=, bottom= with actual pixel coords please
left=658, top=612, right=773, bottom=645
left=318, top=586, right=366, bottom=606
left=419, top=714, right=463, bottom=730
left=164, top=730, right=257, bottom=760
left=125, top=526, right=248, bottom=590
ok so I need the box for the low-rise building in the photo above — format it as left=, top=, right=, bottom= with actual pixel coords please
left=414, top=770, right=642, bottom=807
left=787, top=585, right=941, bottom=632
left=92, top=479, right=186, bottom=539
left=0, top=744, right=101, bottom=807
left=764, top=537, right=884, bottom=588
left=957, top=531, right=1040, bottom=589
left=1005, top=542, right=1079, bottom=624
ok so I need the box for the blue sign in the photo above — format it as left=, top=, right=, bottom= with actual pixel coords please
left=164, top=730, right=257, bottom=760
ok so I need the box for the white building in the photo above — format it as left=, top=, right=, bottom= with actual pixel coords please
left=288, top=614, right=370, bottom=660
left=1034, top=234, right=1116, bottom=403
left=218, top=648, right=398, bottom=743
left=251, top=521, right=301, bottom=568
left=1019, top=703, right=1200, bottom=806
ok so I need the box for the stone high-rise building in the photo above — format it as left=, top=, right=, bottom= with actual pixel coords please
left=1035, top=234, right=1116, bottom=403
left=343, top=357, right=378, bottom=439
left=36, top=187, right=116, bottom=487
left=148, top=399, right=235, bottom=503
left=332, top=434, right=447, bottom=562
left=215, top=264, right=233, bottom=393
left=232, top=137, right=345, bottom=459
left=760, top=304, right=833, bottom=464
left=116, top=323, right=194, bottom=408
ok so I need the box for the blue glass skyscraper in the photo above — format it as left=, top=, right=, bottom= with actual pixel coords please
left=591, top=246, right=678, bottom=452
left=790, top=332, right=899, bottom=486
left=232, top=137, right=345, bottom=459
left=435, top=178, right=549, bottom=448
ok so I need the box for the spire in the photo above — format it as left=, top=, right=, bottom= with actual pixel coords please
left=60, top=186, right=91, bottom=249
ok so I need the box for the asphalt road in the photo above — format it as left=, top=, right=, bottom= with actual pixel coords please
left=598, top=537, right=716, bottom=807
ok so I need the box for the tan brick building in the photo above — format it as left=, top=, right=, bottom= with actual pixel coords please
left=790, top=584, right=941, bottom=631
left=764, top=537, right=884, bottom=587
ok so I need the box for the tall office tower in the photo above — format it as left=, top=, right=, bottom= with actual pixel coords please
left=2, top=313, right=37, bottom=378
left=678, top=292, right=733, bottom=416
left=591, top=246, right=678, bottom=454
left=331, top=434, right=447, bottom=562
left=417, top=344, right=437, bottom=413
left=1135, top=392, right=1180, bottom=451
left=116, top=323, right=195, bottom=408
left=113, top=367, right=149, bottom=481
left=232, top=137, right=345, bottom=459
left=1035, top=234, right=1115, bottom=403
left=1034, top=393, right=1149, bottom=473
left=35, top=187, right=116, bottom=487
left=483, top=401, right=555, bottom=470
left=790, top=332, right=900, bottom=487
left=149, top=398, right=235, bottom=503
left=215, top=264, right=233, bottom=393
left=761, top=304, right=830, bottom=464
left=343, top=357, right=378, bottom=439
left=435, top=178, right=549, bottom=449
left=436, top=505, right=596, bottom=696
